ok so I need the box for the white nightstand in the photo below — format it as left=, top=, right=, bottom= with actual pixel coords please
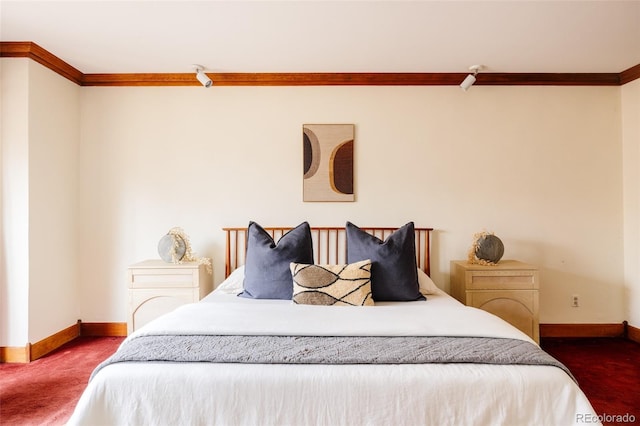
left=128, top=259, right=213, bottom=334
left=450, top=260, right=540, bottom=343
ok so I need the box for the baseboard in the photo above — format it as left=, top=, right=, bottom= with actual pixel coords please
left=1, top=322, right=80, bottom=363
left=30, top=322, right=81, bottom=360
left=540, top=323, right=625, bottom=338
left=0, top=321, right=127, bottom=363
left=80, top=322, right=127, bottom=337
left=627, top=324, right=640, bottom=344
left=0, top=344, right=31, bottom=363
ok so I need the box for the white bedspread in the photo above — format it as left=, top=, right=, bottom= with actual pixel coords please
left=68, top=290, right=600, bottom=426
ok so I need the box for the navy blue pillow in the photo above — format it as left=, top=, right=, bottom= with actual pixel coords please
left=239, top=221, right=314, bottom=300
left=346, top=221, right=424, bottom=301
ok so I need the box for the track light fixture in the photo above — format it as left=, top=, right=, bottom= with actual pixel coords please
left=193, top=64, right=212, bottom=88
left=460, top=65, right=483, bottom=91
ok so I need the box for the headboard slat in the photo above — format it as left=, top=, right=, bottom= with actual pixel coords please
left=223, top=226, right=433, bottom=278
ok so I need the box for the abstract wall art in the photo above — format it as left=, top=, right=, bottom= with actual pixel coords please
left=303, top=124, right=355, bottom=202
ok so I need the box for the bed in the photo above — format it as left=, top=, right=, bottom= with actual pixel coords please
left=68, top=223, right=600, bottom=426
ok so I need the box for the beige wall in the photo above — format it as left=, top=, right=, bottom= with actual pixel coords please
left=79, top=84, right=624, bottom=324
left=27, top=61, right=81, bottom=343
left=1, top=59, right=30, bottom=346
left=622, top=78, right=640, bottom=328
left=0, top=59, right=80, bottom=346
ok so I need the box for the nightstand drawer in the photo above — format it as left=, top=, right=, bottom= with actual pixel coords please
left=467, top=270, right=538, bottom=290
left=129, top=268, right=199, bottom=289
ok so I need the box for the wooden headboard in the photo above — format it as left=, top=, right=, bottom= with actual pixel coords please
left=223, top=226, right=433, bottom=278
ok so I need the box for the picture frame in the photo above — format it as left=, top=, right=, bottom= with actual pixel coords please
left=302, top=124, right=355, bottom=202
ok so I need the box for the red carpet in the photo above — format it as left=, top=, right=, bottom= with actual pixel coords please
left=0, top=336, right=123, bottom=426
left=1, top=336, right=638, bottom=425
left=542, top=337, right=640, bottom=426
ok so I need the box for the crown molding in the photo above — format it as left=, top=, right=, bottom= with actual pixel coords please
left=81, top=73, right=196, bottom=86
left=620, top=63, right=640, bottom=85
left=474, top=72, right=620, bottom=86
left=0, top=41, right=83, bottom=85
left=81, top=72, right=623, bottom=87
left=1, top=41, right=637, bottom=87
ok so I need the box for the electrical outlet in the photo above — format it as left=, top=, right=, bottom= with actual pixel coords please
left=572, top=294, right=579, bottom=307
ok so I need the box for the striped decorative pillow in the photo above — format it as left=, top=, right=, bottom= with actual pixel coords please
left=290, top=260, right=374, bottom=306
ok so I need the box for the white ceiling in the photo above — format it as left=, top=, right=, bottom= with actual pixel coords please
left=2, top=0, right=639, bottom=75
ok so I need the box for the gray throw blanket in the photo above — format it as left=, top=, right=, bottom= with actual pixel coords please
left=92, top=335, right=574, bottom=382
